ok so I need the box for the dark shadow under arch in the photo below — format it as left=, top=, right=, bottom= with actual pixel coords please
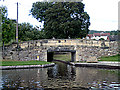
left=47, top=50, right=76, bottom=62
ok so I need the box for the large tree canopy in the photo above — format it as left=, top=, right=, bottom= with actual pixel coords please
left=1, top=6, right=16, bottom=44
left=1, top=6, right=44, bottom=44
left=18, top=23, right=44, bottom=41
left=31, top=2, right=90, bottom=39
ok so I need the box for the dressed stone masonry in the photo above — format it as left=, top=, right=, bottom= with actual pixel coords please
left=3, top=39, right=118, bottom=62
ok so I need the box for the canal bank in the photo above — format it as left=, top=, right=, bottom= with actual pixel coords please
left=0, top=63, right=55, bottom=70
left=53, top=53, right=120, bottom=69
left=71, top=61, right=120, bottom=69
left=53, top=59, right=120, bottom=69
left=0, top=60, right=120, bottom=70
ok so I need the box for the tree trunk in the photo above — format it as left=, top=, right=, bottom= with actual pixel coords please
left=2, top=41, right=5, bottom=59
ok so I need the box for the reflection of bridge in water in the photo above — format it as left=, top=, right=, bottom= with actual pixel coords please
left=2, top=62, right=119, bottom=89
left=3, top=39, right=118, bottom=62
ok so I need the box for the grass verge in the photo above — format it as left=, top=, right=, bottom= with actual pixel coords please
left=1, top=60, right=52, bottom=66
left=53, top=53, right=71, bottom=61
left=98, top=54, right=120, bottom=62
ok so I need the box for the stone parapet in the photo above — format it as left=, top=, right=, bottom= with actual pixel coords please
left=2, top=39, right=118, bottom=62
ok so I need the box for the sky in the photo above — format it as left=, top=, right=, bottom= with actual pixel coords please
left=0, top=0, right=120, bottom=31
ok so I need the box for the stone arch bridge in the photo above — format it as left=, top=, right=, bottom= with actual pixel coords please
left=3, top=39, right=118, bottom=62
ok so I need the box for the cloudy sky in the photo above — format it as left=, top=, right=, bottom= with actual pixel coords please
left=0, top=0, right=120, bottom=31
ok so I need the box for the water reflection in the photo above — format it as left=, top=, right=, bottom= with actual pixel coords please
left=48, top=62, right=76, bottom=80
left=1, top=62, right=120, bottom=89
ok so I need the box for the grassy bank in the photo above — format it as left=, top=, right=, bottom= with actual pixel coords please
left=53, top=53, right=71, bottom=61
left=98, top=54, right=120, bottom=62
left=1, top=60, right=51, bottom=66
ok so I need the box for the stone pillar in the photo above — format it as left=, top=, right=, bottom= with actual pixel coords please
left=44, top=51, right=47, bottom=62
left=75, top=51, right=79, bottom=62
left=75, top=45, right=80, bottom=62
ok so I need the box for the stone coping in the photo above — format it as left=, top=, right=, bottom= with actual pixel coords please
left=1, top=61, right=120, bottom=70
left=0, top=63, right=55, bottom=70
left=71, top=61, right=120, bottom=69
left=98, top=61, right=120, bottom=64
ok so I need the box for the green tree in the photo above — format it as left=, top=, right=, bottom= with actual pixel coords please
left=31, top=2, right=90, bottom=39
left=18, top=23, right=33, bottom=41
left=32, top=27, right=45, bottom=40
left=18, top=22, right=44, bottom=41
left=1, top=6, right=16, bottom=44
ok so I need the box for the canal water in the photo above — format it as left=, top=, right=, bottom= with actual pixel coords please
left=1, top=61, right=120, bottom=90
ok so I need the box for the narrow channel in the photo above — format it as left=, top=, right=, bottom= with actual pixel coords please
left=1, top=53, right=120, bottom=89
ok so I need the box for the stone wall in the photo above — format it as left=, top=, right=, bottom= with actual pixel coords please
left=2, top=39, right=118, bottom=62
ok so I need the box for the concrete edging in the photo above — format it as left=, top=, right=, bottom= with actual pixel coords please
left=0, top=63, right=55, bottom=70
left=71, top=62, right=120, bottom=69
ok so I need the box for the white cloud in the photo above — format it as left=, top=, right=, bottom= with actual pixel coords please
left=83, top=0, right=119, bottom=31
left=1, top=0, right=42, bottom=27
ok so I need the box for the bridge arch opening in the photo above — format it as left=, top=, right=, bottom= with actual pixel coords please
left=47, top=52, right=54, bottom=62
left=47, top=51, right=76, bottom=62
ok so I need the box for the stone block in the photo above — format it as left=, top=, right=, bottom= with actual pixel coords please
left=86, top=56, right=98, bottom=63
